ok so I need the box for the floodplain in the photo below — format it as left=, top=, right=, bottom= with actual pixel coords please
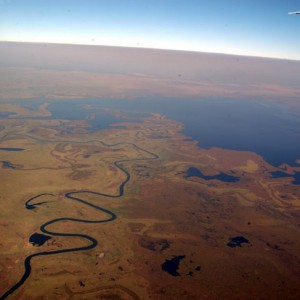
left=1, top=43, right=300, bottom=299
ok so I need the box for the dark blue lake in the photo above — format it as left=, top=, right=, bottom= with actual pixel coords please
left=3, top=98, right=300, bottom=167
left=271, top=171, right=300, bottom=185
left=227, top=236, right=250, bottom=248
left=100, top=98, right=300, bottom=167
left=37, top=99, right=146, bottom=131
left=185, top=167, right=240, bottom=183
left=107, top=98, right=300, bottom=167
left=1, top=98, right=145, bottom=131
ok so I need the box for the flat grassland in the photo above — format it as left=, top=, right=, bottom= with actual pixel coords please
left=1, top=100, right=300, bottom=300
left=1, top=43, right=300, bottom=299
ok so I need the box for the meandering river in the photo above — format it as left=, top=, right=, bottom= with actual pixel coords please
left=0, top=141, right=159, bottom=300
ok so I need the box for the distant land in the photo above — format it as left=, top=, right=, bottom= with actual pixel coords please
left=0, top=42, right=300, bottom=105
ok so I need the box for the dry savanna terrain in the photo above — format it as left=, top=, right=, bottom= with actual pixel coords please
left=0, top=99, right=300, bottom=300
left=1, top=43, right=300, bottom=299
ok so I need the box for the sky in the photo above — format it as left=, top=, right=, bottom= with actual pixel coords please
left=0, top=0, right=300, bottom=60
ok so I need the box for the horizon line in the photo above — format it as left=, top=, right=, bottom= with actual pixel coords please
left=1, top=40, right=299, bottom=63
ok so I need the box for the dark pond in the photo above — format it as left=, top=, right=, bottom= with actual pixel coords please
left=187, top=265, right=201, bottom=277
left=0, top=148, right=25, bottom=151
left=26, top=201, right=48, bottom=210
left=161, top=255, right=185, bottom=277
left=227, top=236, right=250, bottom=248
left=271, top=171, right=300, bottom=185
left=1, top=161, right=16, bottom=169
left=29, top=233, right=51, bottom=246
left=185, top=167, right=240, bottom=183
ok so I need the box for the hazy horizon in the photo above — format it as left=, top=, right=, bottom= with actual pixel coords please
left=1, top=41, right=299, bottom=102
left=2, top=40, right=300, bottom=62
left=1, top=0, right=299, bottom=60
